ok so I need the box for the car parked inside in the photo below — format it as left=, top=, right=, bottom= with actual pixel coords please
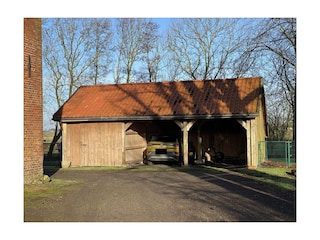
left=143, top=135, right=181, bottom=165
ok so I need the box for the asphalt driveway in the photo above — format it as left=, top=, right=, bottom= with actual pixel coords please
left=24, top=166, right=296, bottom=222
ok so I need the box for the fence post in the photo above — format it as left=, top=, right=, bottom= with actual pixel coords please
left=258, top=142, right=261, bottom=167
left=265, top=141, right=268, bottom=163
left=287, top=141, right=291, bottom=167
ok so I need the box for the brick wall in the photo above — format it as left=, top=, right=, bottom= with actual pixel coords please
left=24, top=18, right=43, bottom=183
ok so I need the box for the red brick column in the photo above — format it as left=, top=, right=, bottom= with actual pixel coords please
left=24, top=18, right=43, bottom=183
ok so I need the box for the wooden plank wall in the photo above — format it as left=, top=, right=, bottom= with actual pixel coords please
left=65, top=122, right=123, bottom=167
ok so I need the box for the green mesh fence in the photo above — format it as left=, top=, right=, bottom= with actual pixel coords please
left=258, top=141, right=296, bottom=167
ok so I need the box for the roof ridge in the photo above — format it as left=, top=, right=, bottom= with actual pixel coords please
left=78, top=76, right=262, bottom=88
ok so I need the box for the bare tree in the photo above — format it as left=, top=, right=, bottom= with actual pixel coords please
left=140, top=20, right=160, bottom=82
left=87, top=19, right=113, bottom=85
left=113, top=18, right=160, bottom=83
left=43, top=18, right=113, bottom=159
left=266, top=91, right=293, bottom=140
left=165, top=18, right=247, bottom=80
left=114, top=18, right=145, bottom=83
left=230, top=18, right=296, bottom=141
left=253, top=18, right=296, bottom=141
left=54, top=19, right=98, bottom=96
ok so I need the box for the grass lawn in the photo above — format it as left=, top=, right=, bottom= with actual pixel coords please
left=24, top=179, right=82, bottom=206
left=216, top=166, right=296, bottom=191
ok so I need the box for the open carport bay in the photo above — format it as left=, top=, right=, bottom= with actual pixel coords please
left=24, top=166, right=295, bottom=222
left=126, top=119, right=247, bottom=165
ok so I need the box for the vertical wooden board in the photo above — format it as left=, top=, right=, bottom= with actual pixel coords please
left=103, top=123, right=110, bottom=165
left=62, top=123, right=68, bottom=162
left=87, top=123, right=99, bottom=166
left=251, top=118, right=258, bottom=167
left=90, top=123, right=99, bottom=166
left=97, top=123, right=105, bottom=165
left=68, top=123, right=80, bottom=167
left=100, top=122, right=109, bottom=166
left=116, top=122, right=124, bottom=165
left=85, top=124, right=92, bottom=166
left=80, top=123, right=89, bottom=166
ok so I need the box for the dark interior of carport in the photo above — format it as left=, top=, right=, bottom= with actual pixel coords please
left=125, top=119, right=247, bottom=165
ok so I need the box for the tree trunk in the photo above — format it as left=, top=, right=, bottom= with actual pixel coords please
left=47, top=122, right=62, bottom=161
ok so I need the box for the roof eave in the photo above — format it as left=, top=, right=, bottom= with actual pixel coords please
left=55, top=113, right=258, bottom=123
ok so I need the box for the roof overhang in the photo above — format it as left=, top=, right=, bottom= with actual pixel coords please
left=55, top=113, right=258, bottom=123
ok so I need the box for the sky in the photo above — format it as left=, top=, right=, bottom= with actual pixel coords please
left=153, top=18, right=172, bottom=32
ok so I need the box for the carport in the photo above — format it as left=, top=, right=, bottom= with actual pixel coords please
left=125, top=118, right=256, bottom=166
left=53, top=77, right=267, bottom=168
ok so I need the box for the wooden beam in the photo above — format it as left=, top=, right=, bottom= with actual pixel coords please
left=124, top=122, right=133, bottom=131
left=174, top=120, right=195, bottom=131
left=237, top=119, right=247, bottom=130
left=174, top=120, right=183, bottom=129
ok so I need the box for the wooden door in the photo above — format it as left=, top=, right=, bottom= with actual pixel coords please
left=125, top=123, right=147, bottom=164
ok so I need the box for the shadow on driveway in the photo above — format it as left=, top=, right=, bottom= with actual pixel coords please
left=25, top=164, right=296, bottom=222
left=177, top=165, right=296, bottom=221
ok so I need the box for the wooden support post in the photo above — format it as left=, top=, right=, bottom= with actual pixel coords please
left=175, top=120, right=196, bottom=166
left=237, top=119, right=257, bottom=168
left=237, top=120, right=251, bottom=167
left=249, top=119, right=258, bottom=168
left=247, top=120, right=252, bottom=167
left=182, top=128, right=188, bottom=166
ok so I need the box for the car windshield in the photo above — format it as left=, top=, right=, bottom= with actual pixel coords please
left=151, top=136, right=176, bottom=142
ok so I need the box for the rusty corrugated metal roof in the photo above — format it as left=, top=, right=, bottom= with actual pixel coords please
left=53, top=77, right=264, bottom=121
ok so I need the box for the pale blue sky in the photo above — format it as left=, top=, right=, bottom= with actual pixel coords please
left=153, top=18, right=172, bottom=32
